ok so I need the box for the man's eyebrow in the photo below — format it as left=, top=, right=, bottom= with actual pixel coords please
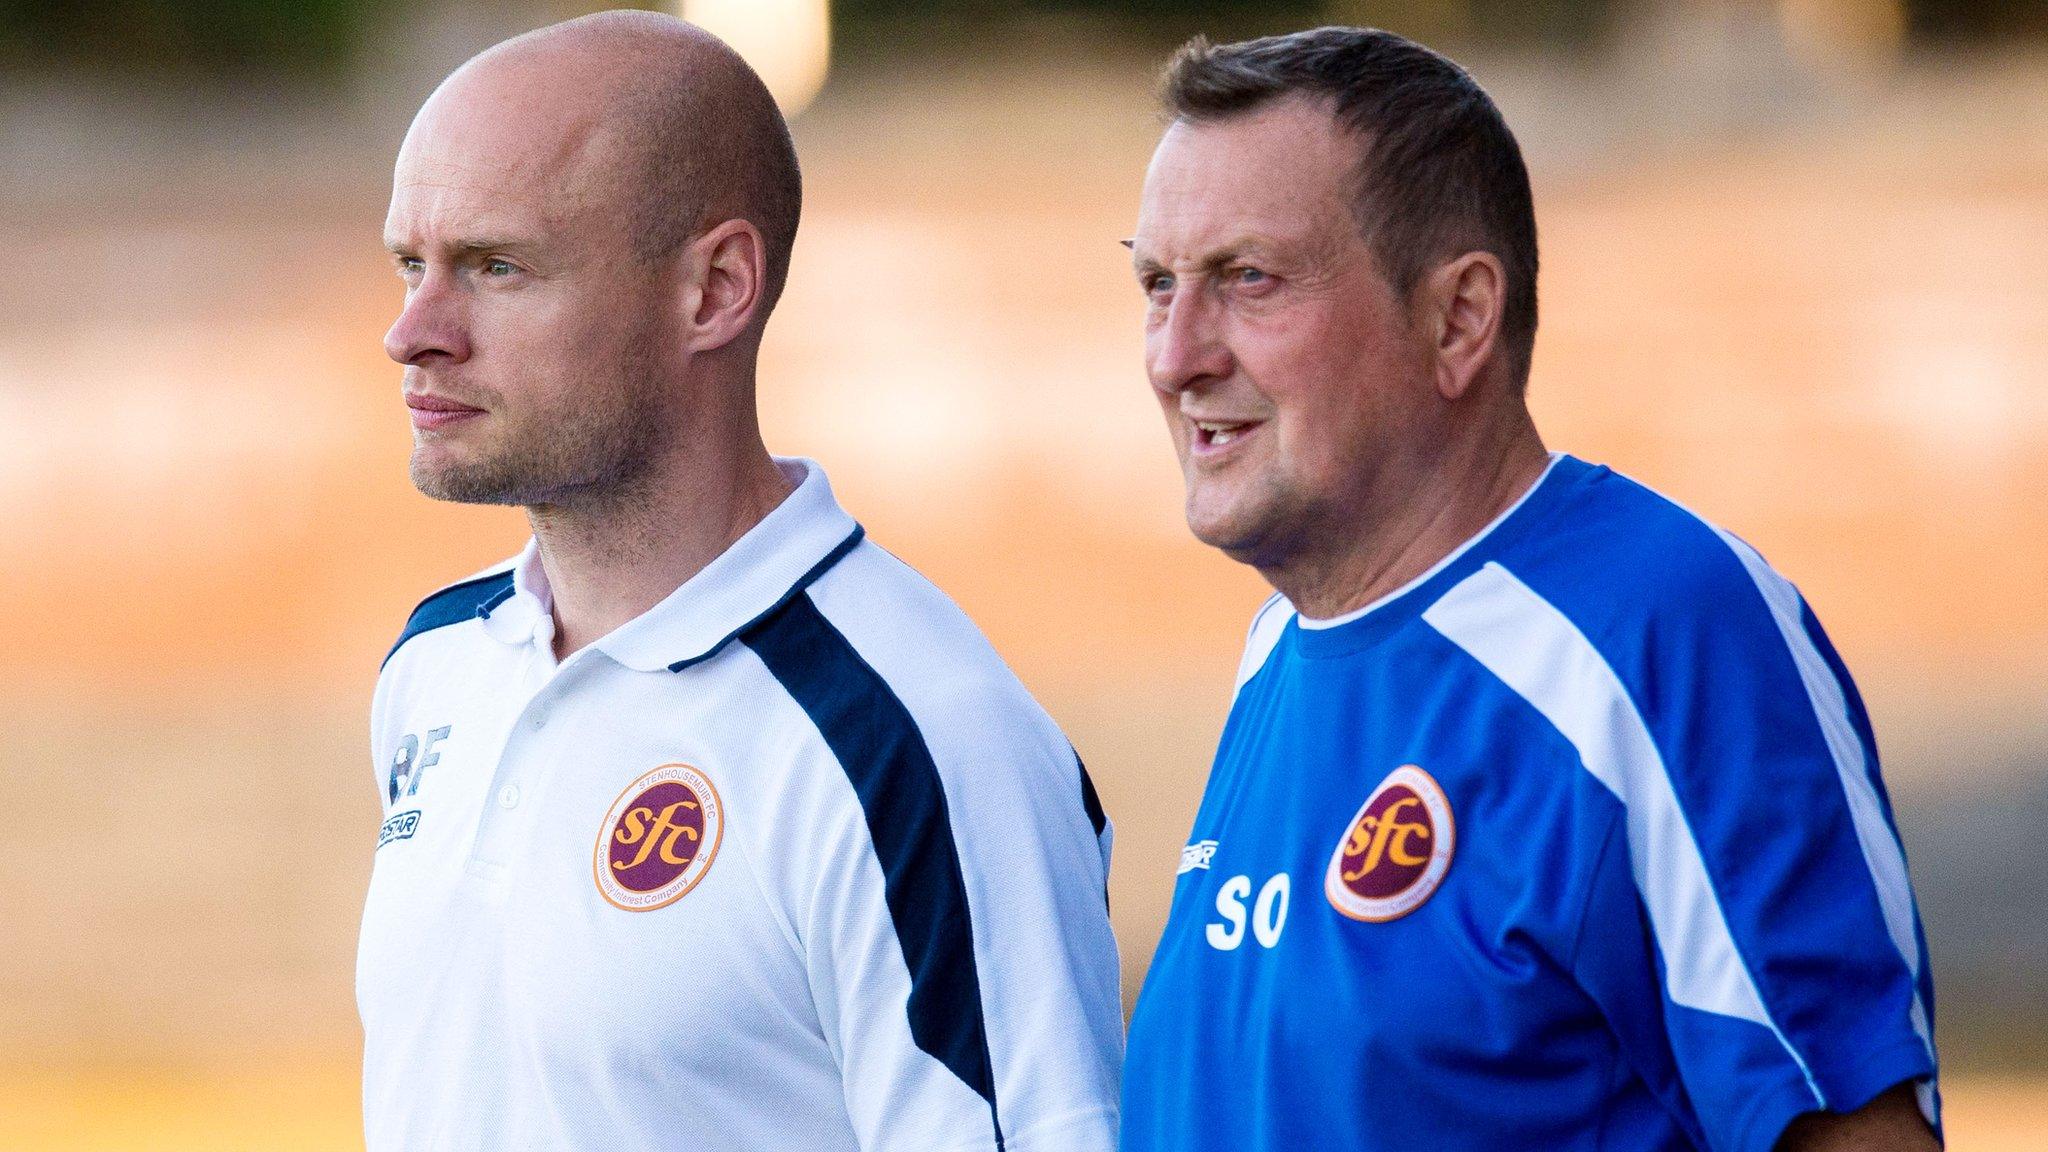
left=383, top=237, right=534, bottom=257
left=1196, top=238, right=1273, bottom=267
left=1126, top=239, right=1269, bottom=275
left=1125, top=241, right=1170, bottom=276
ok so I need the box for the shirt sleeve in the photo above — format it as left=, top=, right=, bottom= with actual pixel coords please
left=1426, top=539, right=1939, bottom=1152
left=747, top=595, right=1123, bottom=1152
left=1584, top=534, right=1940, bottom=1152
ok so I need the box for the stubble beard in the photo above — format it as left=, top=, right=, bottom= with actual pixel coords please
left=410, top=337, right=668, bottom=513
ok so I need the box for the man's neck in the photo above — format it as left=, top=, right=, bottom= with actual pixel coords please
left=1269, top=415, right=1550, bottom=621
left=529, top=439, right=794, bottom=661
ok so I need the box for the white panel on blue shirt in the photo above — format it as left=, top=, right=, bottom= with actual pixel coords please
left=359, top=458, right=1121, bottom=1152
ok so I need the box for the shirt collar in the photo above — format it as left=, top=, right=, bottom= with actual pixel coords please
left=477, top=541, right=549, bottom=649
left=1294, top=451, right=1566, bottom=632
left=478, top=457, right=863, bottom=673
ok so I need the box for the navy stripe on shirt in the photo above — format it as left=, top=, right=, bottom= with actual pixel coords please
left=1077, top=753, right=1107, bottom=839
left=383, top=570, right=516, bottom=669
left=742, top=591, right=1005, bottom=1148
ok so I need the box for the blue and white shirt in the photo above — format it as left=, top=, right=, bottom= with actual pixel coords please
left=359, top=458, right=1121, bottom=1151
left=1121, top=454, right=1937, bottom=1152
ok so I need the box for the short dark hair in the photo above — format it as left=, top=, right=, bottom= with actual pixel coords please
left=1162, top=27, right=1539, bottom=387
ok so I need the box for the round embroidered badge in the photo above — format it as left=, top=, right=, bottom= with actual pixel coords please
left=594, top=764, right=723, bottom=911
left=1324, top=764, right=1455, bottom=923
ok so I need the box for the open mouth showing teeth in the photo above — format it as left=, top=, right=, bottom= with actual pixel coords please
left=1196, top=420, right=1255, bottom=447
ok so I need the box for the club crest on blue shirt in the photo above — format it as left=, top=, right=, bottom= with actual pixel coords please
left=594, top=764, right=724, bottom=911
left=1324, top=765, right=1455, bottom=923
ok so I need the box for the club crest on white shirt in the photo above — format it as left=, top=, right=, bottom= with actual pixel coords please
left=594, top=764, right=724, bottom=911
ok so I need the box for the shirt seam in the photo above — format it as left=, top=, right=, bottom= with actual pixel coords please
left=1566, top=802, right=1630, bottom=972
left=719, top=761, right=810, bottom=976
left=1589, top=1030, right=1630, bottom=1152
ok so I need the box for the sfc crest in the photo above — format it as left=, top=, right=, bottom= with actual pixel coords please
left=594, top=764, right=724, bottom=911
left=1324, top=764, right=1455, bottom=923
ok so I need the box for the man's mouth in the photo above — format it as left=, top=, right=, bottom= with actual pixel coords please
left=1192, top=419, right=1260, bottom=452
left=405, top=392, right=486, bottom=432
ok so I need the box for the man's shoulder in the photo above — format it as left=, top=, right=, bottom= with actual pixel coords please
left=381, top=558, right=521, bottom=671
left=1499, top=459, right=1779, bottom=638
left=796, top=538, right=1063, bottom=739
left=810, top=540, right=1009, bottom=664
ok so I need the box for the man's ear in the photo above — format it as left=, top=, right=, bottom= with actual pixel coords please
left=682, top=218, right=768, bottom=354
left=1423, top=251, right=1505, bottom=401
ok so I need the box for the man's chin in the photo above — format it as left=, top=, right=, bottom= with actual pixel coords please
left=1184, top=502, right=1261, bottom=563
left=410, top=454, right=531, bottom=506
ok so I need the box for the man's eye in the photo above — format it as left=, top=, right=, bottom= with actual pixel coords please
left=396, top=257, right=423, bottom=277
left=483, top=258, right=516, bottom=276
left=1235, top=266, right=1269, bottom=285
left=1144, top=273, right=1175, bottom=297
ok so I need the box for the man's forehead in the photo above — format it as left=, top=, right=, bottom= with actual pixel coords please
left=387, top=154, right=563, bottom=241
left=1136, top=103, right=1358, bottom=255
left=386, top=102, right=627, bottom=244
left=1156, top=101, right=1353, bottom=180
left=399, top=95, right=610, bottom=189
left=398, top=53, right=630, bottom=188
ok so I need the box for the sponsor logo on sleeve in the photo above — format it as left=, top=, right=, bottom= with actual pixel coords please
left=1325, top=764, right=1455, bottom=923
left=594, top=764, right=723, bottom=911
left=377, top=809, right=421, bottom=850
left=1178, top=839, right=1220, bottom=874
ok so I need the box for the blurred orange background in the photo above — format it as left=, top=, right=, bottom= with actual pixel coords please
left=2, top=0, right=2044, bottom=1146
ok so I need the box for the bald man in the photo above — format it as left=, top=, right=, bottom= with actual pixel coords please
left=359, top=13, right=1121, bottom=1150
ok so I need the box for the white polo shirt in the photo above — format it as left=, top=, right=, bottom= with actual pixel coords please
left=358, top=458, right=1122, bottom=1152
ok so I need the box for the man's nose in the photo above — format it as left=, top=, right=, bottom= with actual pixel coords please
left=384, top=272, right=471, bottom=366
left=1147, top=289, right=1232, bottom=396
